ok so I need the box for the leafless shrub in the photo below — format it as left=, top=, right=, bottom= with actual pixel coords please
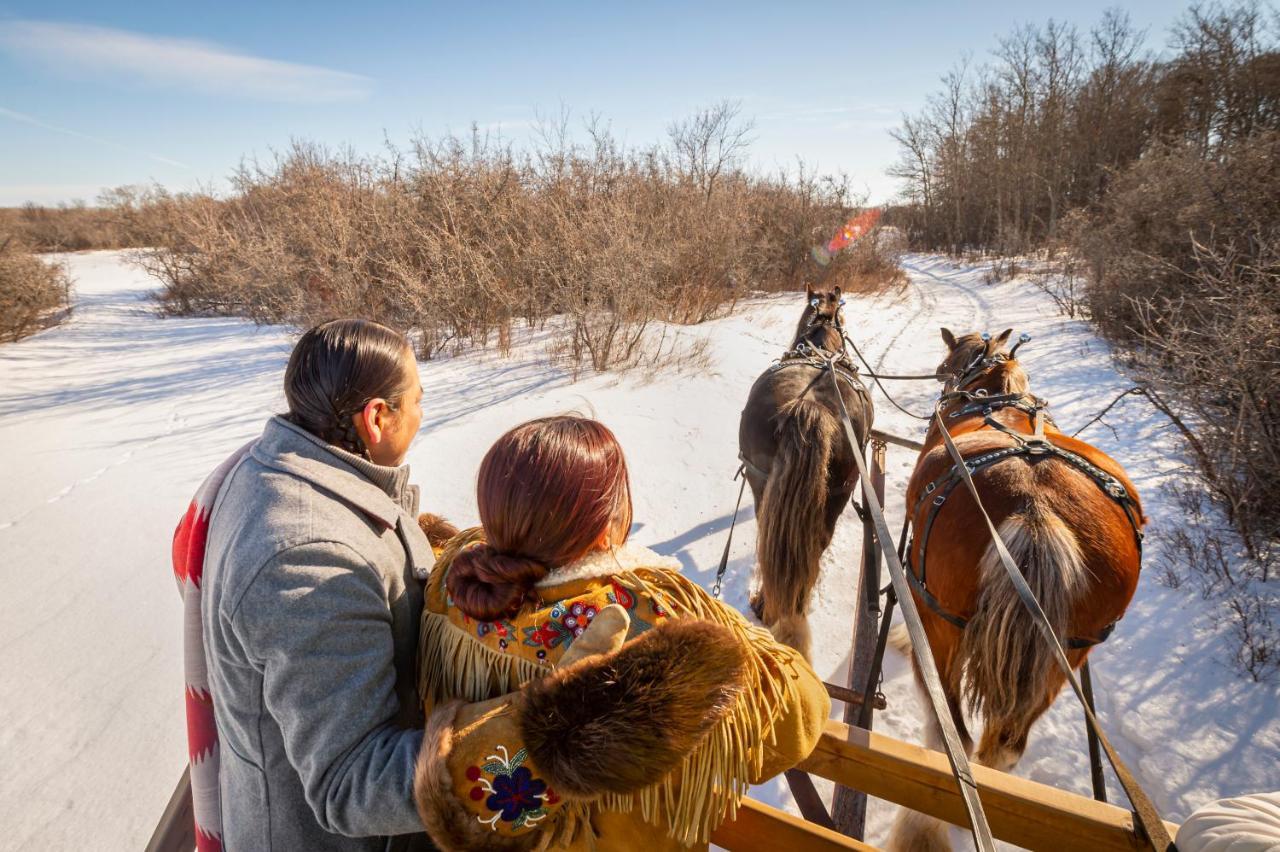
left=1225, top=593, right=1279, bottom=681
left=136, top=109, right=902, bottom=373
left=1161, top=485, right=1278, bottom=681
left=0, top=186, right=172, bottom=252
left=0, top=237, right=72, bottom=341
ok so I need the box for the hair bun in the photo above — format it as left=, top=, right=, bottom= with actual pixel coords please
left=446, top=543, right=549, bottom=621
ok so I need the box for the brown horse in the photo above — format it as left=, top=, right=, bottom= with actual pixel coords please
left=738, top=285, right=874, bottom=660
left=889, top=328, right=1146, bottom=850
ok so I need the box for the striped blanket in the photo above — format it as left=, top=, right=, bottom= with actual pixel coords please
left=171, top=443, right=252, bottom=852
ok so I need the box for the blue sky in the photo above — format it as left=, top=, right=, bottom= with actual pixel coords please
left=0, top=1, right=1187, bottom=207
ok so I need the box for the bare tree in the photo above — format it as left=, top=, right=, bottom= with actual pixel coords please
left=667, top=100, right=755, bottom=200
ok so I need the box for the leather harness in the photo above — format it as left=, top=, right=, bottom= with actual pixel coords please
left=907, top=386, right=1145, bottom=648
left=738, top=340, right=872, bottom=484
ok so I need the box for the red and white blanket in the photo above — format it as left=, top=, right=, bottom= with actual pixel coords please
left=171, top=443, right=252, bottom=852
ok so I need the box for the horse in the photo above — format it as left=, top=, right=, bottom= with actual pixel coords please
left=737, top=284, right=874, bottom=660
left=889, top=328, right=1146, bottom=851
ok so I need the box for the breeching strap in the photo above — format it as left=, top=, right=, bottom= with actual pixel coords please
left=933, top=409, right=1174, bottom=851
left=828, top=364, right=997, bottom=852
left=712, top=465, right=748, bottom=600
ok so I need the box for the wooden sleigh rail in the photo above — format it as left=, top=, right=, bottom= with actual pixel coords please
left=797, top=720, right=1181, bottom=852
left=151, top=722, right=1180, bottom=852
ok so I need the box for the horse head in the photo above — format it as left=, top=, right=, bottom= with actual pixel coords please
left=794, top=284, right=846, bottom=351
left=936, top=327, right=1030, bottom=395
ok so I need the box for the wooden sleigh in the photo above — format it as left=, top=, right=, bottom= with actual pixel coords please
left=149, top=429, right=1177, bottom=852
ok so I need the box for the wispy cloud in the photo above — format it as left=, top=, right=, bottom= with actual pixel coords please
left=0, top=20, right=372, bottom=103
left=0, top=106, right=190, bottom=169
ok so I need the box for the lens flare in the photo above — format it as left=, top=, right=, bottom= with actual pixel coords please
left=812, top=208, right=882, bottom=266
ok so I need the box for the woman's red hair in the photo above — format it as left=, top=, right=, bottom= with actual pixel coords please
left=446, top=416, right=633, bottom=620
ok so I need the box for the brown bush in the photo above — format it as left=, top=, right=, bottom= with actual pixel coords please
left=139, top=108, right=901, bottom=372
left=1075, top=133, right=1280, bottom=680
left=0, top=238, right=72, bottom=341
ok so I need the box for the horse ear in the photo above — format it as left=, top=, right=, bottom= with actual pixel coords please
left=832, top=285, right=842, bottom=298
left=994, top=328, right=1013, bottom=349
left=940, top=328, right=957, bottom=349
left=805, top=283, right=815, bottom=299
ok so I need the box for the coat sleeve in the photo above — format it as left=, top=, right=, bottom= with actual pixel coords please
left=233, top=540, right=424, bottom=838
left=749, top=632, right=830, bottom=782
left=630, top=569, right=831, bottom=784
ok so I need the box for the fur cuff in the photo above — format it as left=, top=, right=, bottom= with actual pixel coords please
left=418, top=513, right=461, bottom=550
left=517, top=618, right=748, bottom=797
left=414, top=700, right=538, bottom=852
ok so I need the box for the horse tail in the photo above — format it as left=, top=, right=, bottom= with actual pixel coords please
left=957, top=500, right=1086, bottom=726
left=757, top=398, right=837, bottom=659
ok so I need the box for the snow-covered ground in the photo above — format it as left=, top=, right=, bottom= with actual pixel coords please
left=1, top=251, right=1276, bottom=850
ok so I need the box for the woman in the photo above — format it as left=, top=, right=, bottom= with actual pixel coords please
left=195, top=320, right=738, bottom=852
left=417, top=416, right=831, bottom=851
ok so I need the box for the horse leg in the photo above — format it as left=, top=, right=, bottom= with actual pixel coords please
left=887, top=629, right=968, bottom=852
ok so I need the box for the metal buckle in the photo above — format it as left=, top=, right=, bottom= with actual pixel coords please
left=1023, top=439, right=1053, bottom=455
left=933, top=495, right=945, bottom=506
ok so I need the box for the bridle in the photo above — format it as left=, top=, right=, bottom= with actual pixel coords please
left=942, top=331, right=1031, bottom=395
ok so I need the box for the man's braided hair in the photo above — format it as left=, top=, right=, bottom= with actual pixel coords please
left=283, top=318, right=411, bottom=460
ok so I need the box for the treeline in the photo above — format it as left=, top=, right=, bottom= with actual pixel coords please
left=888, top=3, right=1279, bottom=253
left=0, top=189, right=162, bottom=253
left=892, top=2, right=1279, bottom=680
left=2, top=103, right=902, bottom=365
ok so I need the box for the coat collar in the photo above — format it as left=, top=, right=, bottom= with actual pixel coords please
left=252, top=415, right=417, bottom=529
left=534, top=540, right=682, bottom=589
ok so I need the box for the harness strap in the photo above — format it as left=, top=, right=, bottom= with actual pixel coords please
left=908, top=438, right=1139, bottom=647
left=711, top=465, right=749, bottom=600
left=934, top=409, right=1173, bottom=851
left=828, top=363, right=997, bottom=852
left=738, top=453, right=771, bottom=483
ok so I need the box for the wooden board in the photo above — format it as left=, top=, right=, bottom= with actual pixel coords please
left=711, top=798, right=878, bottom=851
left=145, top=767, right=195, bottom=852
left=800, top=720, right=1179, bottom=852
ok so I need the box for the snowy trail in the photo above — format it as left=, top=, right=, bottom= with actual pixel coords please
left=1, top=251, right=1276, bottom=850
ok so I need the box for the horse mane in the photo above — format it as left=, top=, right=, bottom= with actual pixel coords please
left=791, top=310, right=843, bottom=353
left=994, top=359, right=1032, bottom=396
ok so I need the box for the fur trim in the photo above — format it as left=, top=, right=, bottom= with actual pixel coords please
left=414, top=701, right=539, bottom=852
left=418, top=513, right=461, bottom=550
left=534, top=541, right=681, bottom=589
left=591, top=568, right=807, bottom=846
left=518, top=618, right=748, bottom=798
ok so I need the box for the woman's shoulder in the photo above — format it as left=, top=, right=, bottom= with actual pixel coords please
left=423, top=540, right=685, bottom=678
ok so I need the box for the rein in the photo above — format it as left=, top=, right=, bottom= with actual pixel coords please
left=826, top=356, right=997, bottom=851
left=931, top=410, right=1173, bottom=851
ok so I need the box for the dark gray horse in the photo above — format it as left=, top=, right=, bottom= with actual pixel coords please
left=738, top=285, right=874, bottom=659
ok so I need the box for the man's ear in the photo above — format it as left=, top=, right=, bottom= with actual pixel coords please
left=940, top=327, right=957, bottom=349
left=994, top=328, right=1013, bottom=349
left=358, top=399, right=388, bottom=446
